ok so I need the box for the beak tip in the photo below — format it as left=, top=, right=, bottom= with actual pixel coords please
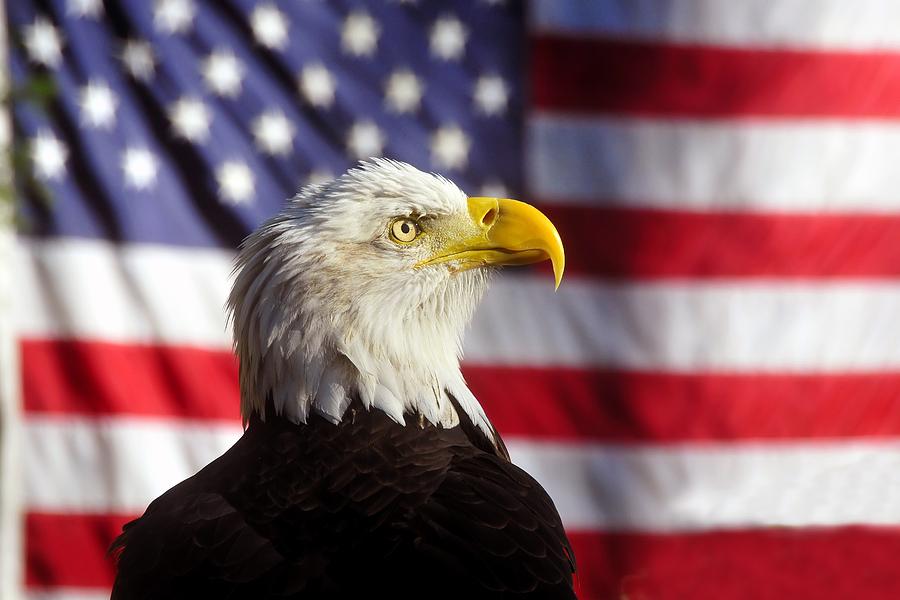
left=552, top=256, right=564, bottom=290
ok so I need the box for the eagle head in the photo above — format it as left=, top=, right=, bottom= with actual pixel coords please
left=227, top=159, right=563, bottom=444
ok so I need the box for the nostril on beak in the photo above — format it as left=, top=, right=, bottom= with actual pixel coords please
left=482, top=207, right=498, bottom=228
left=467, top=197, right=502, bottom=231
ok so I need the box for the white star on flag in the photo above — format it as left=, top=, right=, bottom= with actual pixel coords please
left=121, top=147, right=160, bottom=190
left=479, top=180, right=508, bottom=198
left=154, top=0, right=196, bottom=34
left=431, top=125, right=470, bottom=170
left=120, top=40, right=156, bottom=81
left=67, top=0, right=103, bottom=19
left=30, top=130, right=68, bottom=180
left=169, top=97, right=212, bottom=143
left=473, top=75, right=509, bottom=116
left=385, top=69, right=424, bottom=114
left=217, top=161, right=255, bottom=204
left=342, top=12, right=379, bottom=57
left=23, top=17, right=63, bottom=68
left=79, top=81, right=119, bottom=130
left=430, top=15, right=467, bottom=61
left=202, top=50, right=245, bottom=97
left=252, top=110, right=295, bottom=156
left=347, top=121, right=385, bottom=158
left=251, top=3, right=289, bottom=50
left=299, top=63, right=336, bottom=108
left=306, top=169, right=335, bottom=186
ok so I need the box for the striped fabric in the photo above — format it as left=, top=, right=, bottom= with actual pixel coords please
left=527, top=1, right=900, bottom=598
left=7, top=1, right=900, bottom=599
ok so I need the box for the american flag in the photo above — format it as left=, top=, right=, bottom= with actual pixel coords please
left=4, top=0, right=900, bottom=598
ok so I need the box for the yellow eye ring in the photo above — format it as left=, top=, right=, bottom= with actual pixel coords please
left=390, top=218, right=420, bottom=243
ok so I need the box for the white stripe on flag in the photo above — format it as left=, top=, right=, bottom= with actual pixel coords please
left=24, top=416, right=241, bottom=514
left=16, top=238, right=233, bottom=348
left=531, top=0, right=900, bottom=49
left=528, top=115, right=900, bottom=211
left=27, top=589, right=110, bottom=600
left=23, top=415, right=900, bottom=530
left=508, top=438, right=900, bottom=531
left=469, top=277, right=900, bottom=370
left=17, top=238, right=900, bottom=371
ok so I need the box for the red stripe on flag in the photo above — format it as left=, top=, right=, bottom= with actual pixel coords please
left=537, top=206, right=900, bottom=279
left=26, top=512, right=130, bottom=589
left=568, top=527, right=900, bottom=600
left=533, top=35, right=900, bottom=118
left=23, top=340, right=900, bottom=442
left=22, top=339, right=240, bottom=422
left=467, top=366, right=900, bottom=442
left=25, top=512, right=900, bottom=597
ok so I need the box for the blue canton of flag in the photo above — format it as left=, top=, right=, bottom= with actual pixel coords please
left=11, top=0, right=524, bottom=249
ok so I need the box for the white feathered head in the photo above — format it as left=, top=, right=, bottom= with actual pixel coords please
left=227, top=159, right=564, bottom=443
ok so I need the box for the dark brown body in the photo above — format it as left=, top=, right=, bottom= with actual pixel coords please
left=111, top=400, right=576, bottom=598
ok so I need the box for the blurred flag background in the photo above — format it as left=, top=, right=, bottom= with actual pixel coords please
left=3, top=0, right=900, bottom=598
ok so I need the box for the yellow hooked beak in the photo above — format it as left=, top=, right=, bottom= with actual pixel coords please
left=416, top=197, right=565, bottom=289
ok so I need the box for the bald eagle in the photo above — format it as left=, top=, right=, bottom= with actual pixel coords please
left=110, top=160, right=575, bottom=598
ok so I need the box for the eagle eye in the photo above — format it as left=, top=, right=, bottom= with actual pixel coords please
left=389, top=218, right=420, bottom=243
